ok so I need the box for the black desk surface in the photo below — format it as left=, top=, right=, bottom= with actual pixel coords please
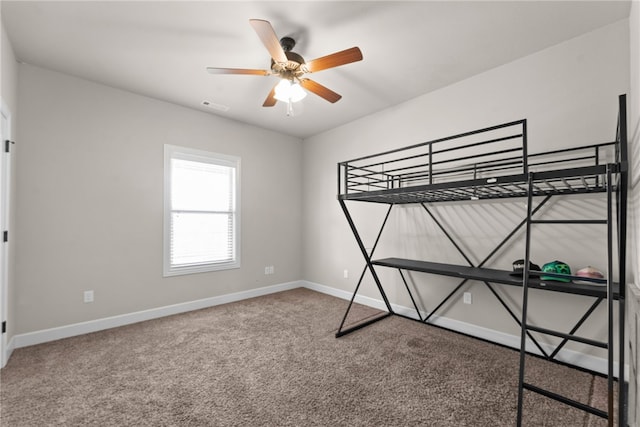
left=372, top=257, right=619, bottom=299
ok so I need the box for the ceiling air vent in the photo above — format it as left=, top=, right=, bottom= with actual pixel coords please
left=201, top=100, right=229, bottom=112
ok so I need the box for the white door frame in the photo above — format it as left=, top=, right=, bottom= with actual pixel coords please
left=0, top=98, right=12, bottom=368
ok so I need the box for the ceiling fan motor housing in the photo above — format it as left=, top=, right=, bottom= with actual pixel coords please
left=271, top=50, right=306, bottom=77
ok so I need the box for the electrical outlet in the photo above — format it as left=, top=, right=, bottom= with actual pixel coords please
left=264, top=266, right=275, bottom=275
left=344, top=269, right=349, bottom=279
left=463, top=292, right=472, bottom=305
left=84, top=290, right=94, bottom=303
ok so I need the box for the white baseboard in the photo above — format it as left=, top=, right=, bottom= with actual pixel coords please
left=13, top=280, right=302, bottom=349
left=301, top=280, right=618, bottom=376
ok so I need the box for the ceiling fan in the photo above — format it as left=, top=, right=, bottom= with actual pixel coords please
left=207, top=19, right=363, bottom=107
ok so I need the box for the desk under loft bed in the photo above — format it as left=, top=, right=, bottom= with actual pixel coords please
left=336, top=95, right=628, bottom=426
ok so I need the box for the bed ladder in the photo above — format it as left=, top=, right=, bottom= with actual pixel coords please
left=515, top=168, right=617, bottom=426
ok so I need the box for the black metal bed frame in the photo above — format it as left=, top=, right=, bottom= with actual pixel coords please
left=336, top=95, right=628, bottom=426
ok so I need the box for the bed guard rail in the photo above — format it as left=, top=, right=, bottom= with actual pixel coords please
left=337, top=114, right=623, bottom=200
left=338, top=120, right=528, bottom=198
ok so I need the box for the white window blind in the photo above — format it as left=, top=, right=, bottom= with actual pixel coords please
left=164, top=145, right=240, bottom=276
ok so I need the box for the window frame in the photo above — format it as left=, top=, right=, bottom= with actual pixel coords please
left=163, top=144, right=241, bottom=277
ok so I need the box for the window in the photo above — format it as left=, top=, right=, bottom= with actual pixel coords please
left=164, top=145, right=240, bottom=276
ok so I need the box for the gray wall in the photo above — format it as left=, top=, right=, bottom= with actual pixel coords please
left=302, top=20, right=630, bottom=359
left=14, top=64, right=302, bottom=333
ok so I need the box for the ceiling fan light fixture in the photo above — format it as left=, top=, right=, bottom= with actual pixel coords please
left=274, top=79, right=307, bottom=103
left=289, top=82, right=307, bottom=102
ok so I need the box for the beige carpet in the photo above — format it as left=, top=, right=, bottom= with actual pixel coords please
left=0, top=288, right=615, bottom=426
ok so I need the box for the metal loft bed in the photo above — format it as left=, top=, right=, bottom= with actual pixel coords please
left=336, top=95, right=628, bottom=426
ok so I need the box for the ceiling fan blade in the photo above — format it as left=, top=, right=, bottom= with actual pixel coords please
left=304, top=47, right=363, bottom=73
left=263, top=84, right=277, bottom=107
left=207, top=67, right=270, bottom=76
left=299, top=79, right=342, bottom=103
left=249, top=19, right=287, bottom=63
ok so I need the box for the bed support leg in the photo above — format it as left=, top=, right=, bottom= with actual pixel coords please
left=336, top=202, right=394, bottom=337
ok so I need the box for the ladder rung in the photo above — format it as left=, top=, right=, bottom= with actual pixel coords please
left=524, top=324, right=607, bottom=349
left=530, top=219, right=607, bottom=224
left=523, top=382, right=608, bottom=419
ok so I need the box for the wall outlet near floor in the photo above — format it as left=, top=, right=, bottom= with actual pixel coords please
left=463, top=292, right=472, bottom=305
left=84, top=290, right=94, bottom=303
left=264, top=265, right=274, bottom=275
left=343, top=269, right=349, bottom=279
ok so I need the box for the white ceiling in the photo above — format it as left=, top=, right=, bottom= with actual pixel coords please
left=1, top=1, right=631, bottom=139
